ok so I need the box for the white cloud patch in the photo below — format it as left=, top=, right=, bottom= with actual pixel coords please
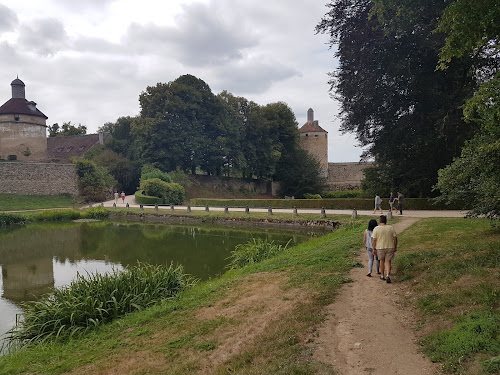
left=0, top=4, right=18, bottom=33
left=123, top=2, right=258, bottom=66
left=18, top=18, right=68, bottom=56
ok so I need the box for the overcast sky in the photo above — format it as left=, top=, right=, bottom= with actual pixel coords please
left=0, top=0, right=364, bottom=162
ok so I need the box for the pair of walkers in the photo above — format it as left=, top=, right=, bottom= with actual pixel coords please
left=363, top=215, right=398, bottom=283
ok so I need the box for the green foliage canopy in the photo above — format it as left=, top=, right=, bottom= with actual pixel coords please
left=317, top=0, right=479, bottom=197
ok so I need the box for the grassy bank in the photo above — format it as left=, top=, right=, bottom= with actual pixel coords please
left=395, top=218, right=500, bottom=374
left=1, top=216, right=498, bottom=374
left=0, top=194, right=75, bottom=211
left=0, top=218, right=363, bottom=374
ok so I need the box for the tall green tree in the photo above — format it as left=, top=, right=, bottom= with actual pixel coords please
left=317, top=0, right=478, bottom=196
left=435, top=0, right=499, bottom=220
left=135, top=75, right=226, bottom=174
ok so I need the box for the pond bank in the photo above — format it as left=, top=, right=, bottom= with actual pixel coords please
left=110, top=211, right=341, bottom=231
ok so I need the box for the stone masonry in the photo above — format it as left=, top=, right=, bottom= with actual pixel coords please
left=0, top=162, right=79, bottom=195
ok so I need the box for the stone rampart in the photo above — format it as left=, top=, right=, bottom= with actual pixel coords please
left=0, top=162, right=79, bottom=195
left=327, top=162, right=374, bottom=190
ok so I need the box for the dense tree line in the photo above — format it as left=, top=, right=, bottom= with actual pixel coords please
left=95, top=74, right=325, bottom=197
left=316, top=0, right=498, bottom=200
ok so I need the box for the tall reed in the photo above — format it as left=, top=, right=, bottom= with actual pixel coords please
left=6, top=263, right=195, bottom=346
left=227, top=238, right=291, bottom=269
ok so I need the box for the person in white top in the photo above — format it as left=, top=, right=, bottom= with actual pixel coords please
left=363, top=219, right=381, bottom=277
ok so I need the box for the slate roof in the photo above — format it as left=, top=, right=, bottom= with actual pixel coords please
left=47, top=133, right=111, bottom=161
left=299, top=121, right=327, bottom=133
left=0, top=98, right=48, bottom=119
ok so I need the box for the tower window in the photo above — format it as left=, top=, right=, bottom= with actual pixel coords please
left=14, top=114, right=19, bottom=121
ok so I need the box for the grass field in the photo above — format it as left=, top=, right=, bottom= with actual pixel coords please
left=0, top=194, right=75, bottom=211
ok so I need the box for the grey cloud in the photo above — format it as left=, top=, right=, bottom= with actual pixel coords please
left=0, top=4, right=18, bottom=33
left=73, top=37, right=124, bottom=54
left=18, top=18, right=68, bottom=56
left=214, top=60, right=301, bottom=94
left=124, top=2, right=258, bottom=67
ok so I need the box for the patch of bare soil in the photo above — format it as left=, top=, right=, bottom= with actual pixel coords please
left=195, top=272, right=307, bottom=374
left=311, top=217, right=442, bottom=375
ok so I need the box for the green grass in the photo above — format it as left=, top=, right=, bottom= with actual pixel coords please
left=0, top=194, right=75, bottom=211
left=0, top=207, right=109, bottom=227
left=395, top=218, right=500, bottom=374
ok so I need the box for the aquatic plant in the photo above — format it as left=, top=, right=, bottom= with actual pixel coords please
left=6, top=263, right=195, bottom=346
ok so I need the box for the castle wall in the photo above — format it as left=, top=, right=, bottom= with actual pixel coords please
left=299, top=131, right=328, bottom=177
left=0, top=114, right=47, bottom=161
left=327, top=162, right=374, bottom=190
left=0, top=162, right=79, bottom=195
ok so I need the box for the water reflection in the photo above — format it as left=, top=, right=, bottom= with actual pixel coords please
left=0, top=221, right=315, bottom=344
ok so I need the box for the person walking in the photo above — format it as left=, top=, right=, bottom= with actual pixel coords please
left=114, top=191, right=119, bottom=204
left=397, top=191, right=404, bottom=215
left=373, top=194, right=383, bottom=214
left=364, top=219, right=381, bottom=277
left=389, top=192, right=396, bottom=211
left=121, top=191, right=125, bottom=204
left=372, top=215, right=398, bottom=283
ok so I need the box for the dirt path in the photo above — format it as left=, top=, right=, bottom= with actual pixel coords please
left=312, top=217, right=441, bottom=375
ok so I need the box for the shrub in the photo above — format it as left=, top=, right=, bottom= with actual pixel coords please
left=135, top=190, right=163, bottom=205
left=227, top=238, right=291, bottom=269
left=140, top=165, right=172, bottom=183
left=6, top=263, right=195, bottom=345
left=303, top=193, right=322, bottom=199
left=29, top=210, right=82, bottom=222
left=75, top=159, right=117, bottom=202
left=83, top=206, right=109, bottom=219
left=140, top=178, right=185, bottom=205
left=322, top=190, right=365, bottom=198
left=0, top=213, right=26, bottom=227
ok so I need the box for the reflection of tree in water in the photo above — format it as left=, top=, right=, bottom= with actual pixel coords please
left=0, top=222, right=313, bottom=305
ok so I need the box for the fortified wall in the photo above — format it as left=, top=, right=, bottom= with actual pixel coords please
left=326, top=162, right=373, bottom=191
left=0, top=162, right=79, bottom=195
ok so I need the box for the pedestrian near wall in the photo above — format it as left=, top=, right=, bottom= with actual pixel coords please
left=121, top=191, right=125, bottom=203
left=114, top=191, right=119, bottom=204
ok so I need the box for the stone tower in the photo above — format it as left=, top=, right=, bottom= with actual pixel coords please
left=299, top=108, right=328, bottom=178
left=0, top=77, right=48, bottom=161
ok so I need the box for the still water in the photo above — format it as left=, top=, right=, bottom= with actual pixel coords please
left=0, top=221, right=315, bottom=343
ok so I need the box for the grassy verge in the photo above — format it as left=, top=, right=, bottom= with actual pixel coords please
left=395, top=218, right=500, bottom=374
left=0, top=194, right=76, bottom=211
left=0, top=218, right=363, bottom=374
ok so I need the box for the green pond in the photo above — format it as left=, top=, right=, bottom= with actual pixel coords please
left=0, top=220, right=316, bottom=344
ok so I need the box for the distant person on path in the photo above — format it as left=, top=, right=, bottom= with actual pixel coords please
left=397, top=192, right=404, bottom=215
left=389, top=192, right=396, bottom=211
left=372, top=215, right=398, bottom=283
left=114, top=191, right=119, bottom=204
left=373, top=194, right=383, bottom=214
left=121, top=191, right=125, bottom=203
left=364, top=219, right=381, bottom=277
